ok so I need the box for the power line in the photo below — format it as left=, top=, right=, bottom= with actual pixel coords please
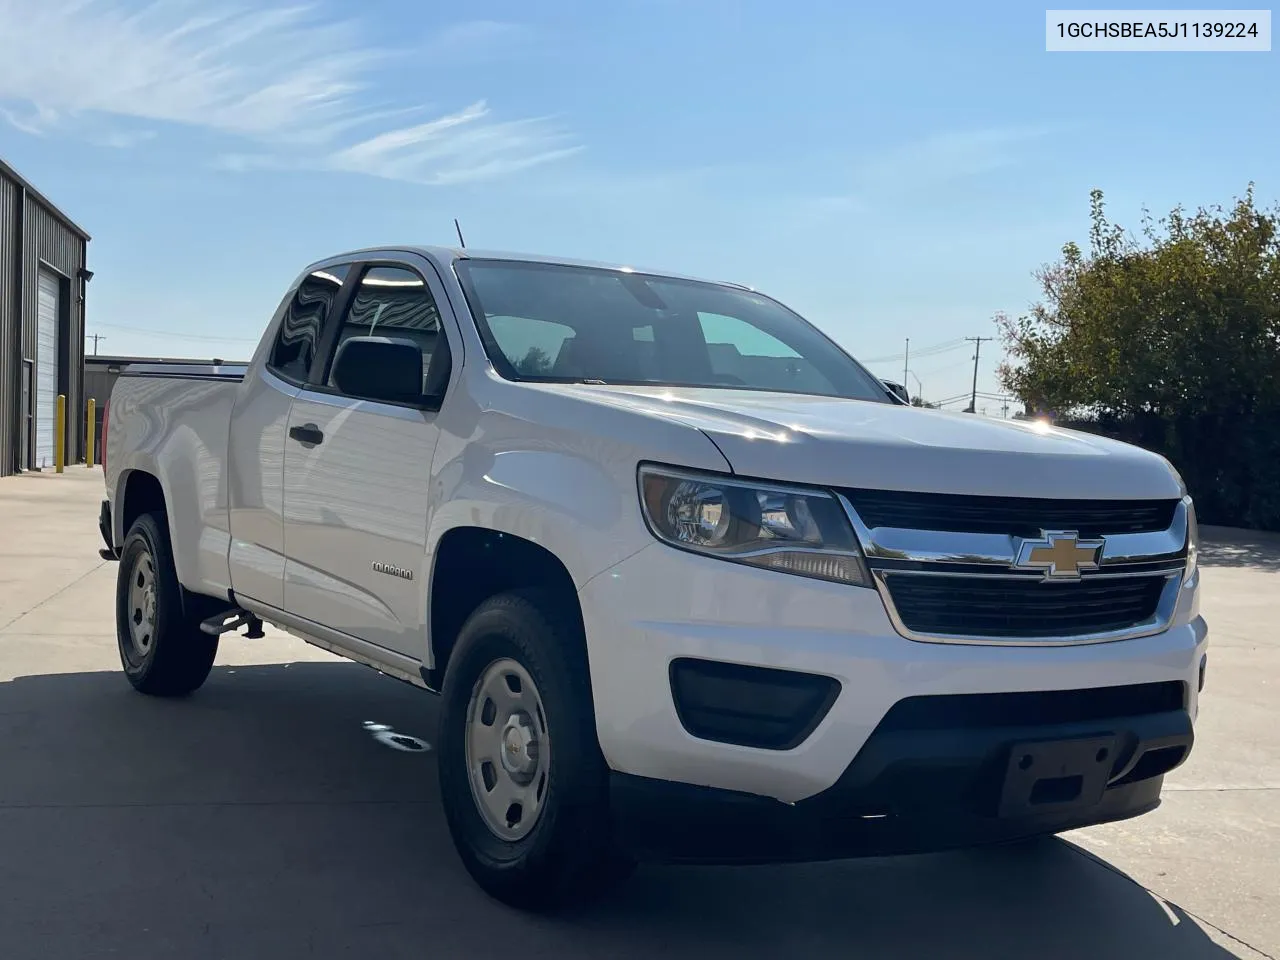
left=861, top=337, right=966, bottom=364
left=916, top=357, right=974, bottom=378
left=87, top=333, right=106, bottom=355
left=912, top=337, right=967, bottom=358
left=93, top=321, right=259, bottom=343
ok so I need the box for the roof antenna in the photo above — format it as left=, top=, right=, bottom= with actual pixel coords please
left=453, top=218, right=466, bottom=249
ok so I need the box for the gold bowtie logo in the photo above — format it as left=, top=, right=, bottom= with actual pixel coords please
left=1015, top=531, right=1104, bottom=579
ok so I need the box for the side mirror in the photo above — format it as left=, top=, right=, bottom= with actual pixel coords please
left=332, top=336, right=425, bottom=406
left=882, top=379, right=910, bottom=404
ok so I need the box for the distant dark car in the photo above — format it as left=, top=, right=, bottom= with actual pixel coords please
left=881, top=379, right=910, bottom=403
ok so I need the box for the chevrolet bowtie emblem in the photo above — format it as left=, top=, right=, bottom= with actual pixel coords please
left=1014, top=531, right=1104, bottom=580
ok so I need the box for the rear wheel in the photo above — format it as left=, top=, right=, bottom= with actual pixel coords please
left=437, top=590, right=633, bottom=911
left=115, top=511, right=218, bottom=696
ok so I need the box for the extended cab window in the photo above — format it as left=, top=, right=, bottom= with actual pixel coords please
left=327, top=265, right=444, bottom=393
left=269, top=265, right=350, bottom=382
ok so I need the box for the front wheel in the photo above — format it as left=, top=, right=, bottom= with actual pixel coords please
left=436, top=591, right=633, bottom=911
left=115, top=511, right=219, bottom=696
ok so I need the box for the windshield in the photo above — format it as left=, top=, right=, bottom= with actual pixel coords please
left=454, top=259, right=891, bottom=402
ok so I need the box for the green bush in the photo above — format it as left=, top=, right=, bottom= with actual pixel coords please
left=999, top=186, right=1280, bottom=531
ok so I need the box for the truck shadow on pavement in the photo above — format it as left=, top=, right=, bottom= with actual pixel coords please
left=0, top=662, right=1240, bottom=960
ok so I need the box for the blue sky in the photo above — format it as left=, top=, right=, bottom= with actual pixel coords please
left=0, top=0, right=1275, bottom=411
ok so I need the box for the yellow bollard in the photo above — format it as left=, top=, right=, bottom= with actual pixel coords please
left=55, top=394, right=65, bottom=473
left=87, top=398, right=97, bottom=469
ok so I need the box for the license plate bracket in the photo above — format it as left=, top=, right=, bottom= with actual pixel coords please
left=998, top=735, right=1116, bottom=818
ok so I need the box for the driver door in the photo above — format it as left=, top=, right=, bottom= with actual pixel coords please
left=281, top=257, right=456, bottom=661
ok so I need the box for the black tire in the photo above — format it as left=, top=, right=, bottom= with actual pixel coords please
left=115, top=511, right=219, bottom=696
left=437, top=590, right=634, bottom=911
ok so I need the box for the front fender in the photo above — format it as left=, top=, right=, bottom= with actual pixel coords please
left=425, top=385, right=733, bottom=589
left=426, top=446, right=648, bottom=593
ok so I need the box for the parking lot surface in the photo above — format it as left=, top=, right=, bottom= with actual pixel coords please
left=1, top=468, right=1276, bottom=959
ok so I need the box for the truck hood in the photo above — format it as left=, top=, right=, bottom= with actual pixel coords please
left=550, top=385, right=1185, bottom=500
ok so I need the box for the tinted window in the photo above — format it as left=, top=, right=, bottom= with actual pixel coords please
left=699, top=312, right=837, bottom=394
left=270, top=265, right=349, bottom=382
left=328, top=265, right=444, bottom=393
left=455, top=260, right=888, bottom=401
left=487, top=315, right=574, bottom=376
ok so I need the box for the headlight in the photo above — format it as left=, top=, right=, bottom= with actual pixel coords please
left=637, top=465, right=871, bottom=586
left=1184, top=496, right=1199, bottom=579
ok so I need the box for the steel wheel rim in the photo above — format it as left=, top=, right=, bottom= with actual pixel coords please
left=464, top=657, right=551, bottom=842
left=127, top=549, right=157, bottom=659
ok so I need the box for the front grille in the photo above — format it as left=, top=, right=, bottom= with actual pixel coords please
left=877, top=681, right=1186, bottom=732
left=841, top=489, right=1178, bottom=537
left=883, top=573, right=1169, bottom=639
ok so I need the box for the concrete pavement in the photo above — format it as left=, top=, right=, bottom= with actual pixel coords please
left=1, top=467, right=1276, bottom=959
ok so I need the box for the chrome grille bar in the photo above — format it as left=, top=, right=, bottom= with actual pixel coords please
left=839, top=493, right=1193, bottom=646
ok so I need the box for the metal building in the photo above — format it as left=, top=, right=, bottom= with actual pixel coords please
left=1, top=157, right=91, bottom=476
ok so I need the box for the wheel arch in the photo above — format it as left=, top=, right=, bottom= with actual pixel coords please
left=426, top=526, right=584, bottom=690
left=114, top=468, right=224, bottom=622
left=115, top=468, right=169, bottom=545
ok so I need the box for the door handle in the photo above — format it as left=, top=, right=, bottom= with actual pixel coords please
left=288, top=423, right=324, bottom=446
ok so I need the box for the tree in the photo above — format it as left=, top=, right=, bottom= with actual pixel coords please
left=910, top=396, right=939, bottom=408
left=516, top=346, right=553, bottom=376
left=997, top=185, right=1280, bottom=530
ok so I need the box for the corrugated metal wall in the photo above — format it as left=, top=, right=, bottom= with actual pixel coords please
left=0, top=165, right=89, bottom=476
left=0, top=173, right=19, bottom=476
left=83, top=363, right=120, bottom=465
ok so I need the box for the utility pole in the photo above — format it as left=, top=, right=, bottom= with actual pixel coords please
left=965, top=336, right=992, bottom=413
left=88, top=333, right=106, bottom=356
left=902, top=338, right=909, bottom=387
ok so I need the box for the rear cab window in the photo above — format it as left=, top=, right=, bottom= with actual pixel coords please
left=267, top=265, right=351, bottom=383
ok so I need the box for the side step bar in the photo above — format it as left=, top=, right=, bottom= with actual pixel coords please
left=200, top=608, right=266, bottom=639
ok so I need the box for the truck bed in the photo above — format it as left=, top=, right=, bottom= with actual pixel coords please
left=104, top=362, right=249, bottom=602
left=117, top=361, right=249, bottom=382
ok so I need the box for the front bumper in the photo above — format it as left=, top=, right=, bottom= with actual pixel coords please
left=579, top=542, right=1208, bottom=811
left=610, top=686, right=1192, bottom=864
left=98, top=499, right=118, bottom=560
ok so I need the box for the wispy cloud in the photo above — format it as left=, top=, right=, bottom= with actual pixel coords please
left=93, top=129, right=159, bottom=150
left=790, top=125, right=1059, bottom=226
left=0, top=1, right=576, bottom=184
left=420, top=20, right=538, bottom=62
left=852, top=126, right=1057, bottom=189
left=327, top=101, right=580, bottom=186
left=220, top=100, right=582, bottom=185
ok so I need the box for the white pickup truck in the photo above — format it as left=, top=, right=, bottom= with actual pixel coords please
left=99, top=246, right=1208, bottom=909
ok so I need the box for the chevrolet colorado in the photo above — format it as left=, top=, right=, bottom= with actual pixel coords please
left=99, top=246, right=1208, bottom=909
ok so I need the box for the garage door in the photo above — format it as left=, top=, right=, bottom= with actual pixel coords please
left=34, top=271, right=60, bottom=470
